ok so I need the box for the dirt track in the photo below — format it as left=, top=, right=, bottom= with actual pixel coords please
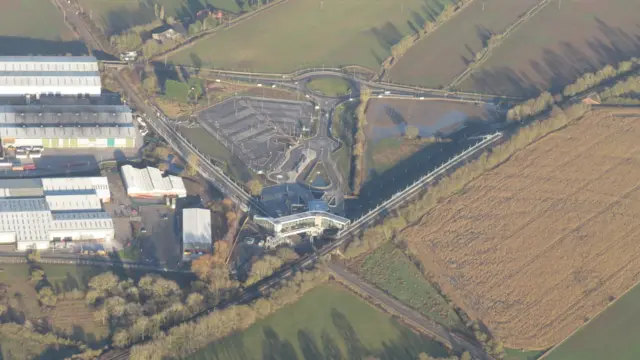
left=404, top=109, right=640, bottom=348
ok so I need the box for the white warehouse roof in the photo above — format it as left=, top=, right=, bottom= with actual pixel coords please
left=42, top=177, right=110, bottom=202
left=182, top=208, right=212, bottom=253
left=0, top=56, right=101, bottom=97
left=45, top=194, right=102, bottom=211
left=0, top=56, right=99, bottom=72
left=121, top=165, right=187, bottom=198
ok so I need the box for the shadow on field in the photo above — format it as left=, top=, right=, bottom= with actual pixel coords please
left=347, top=120, right=493, bottom=218
left=467, top=18, right=640, bottom=97
left=0, top=36, right=87, bottom=56
left=104, top=4, right=155, bottom=36
left=184, top=308, right=449, bottom=360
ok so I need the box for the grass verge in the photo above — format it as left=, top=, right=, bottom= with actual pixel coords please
left=358, top=242, right=464, bottom=330
left=306, top=77, right=352, bottom=97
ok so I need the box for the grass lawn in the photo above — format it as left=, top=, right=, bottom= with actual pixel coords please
left=169, top=0, right=455, bottom=72
left=306, top=77, right=352, bottom=97
left=358, top=242, right=464, bottom=330
left=77, top=0, right=241, bottom=34
left=178, top=125, right=254, bottom=182
left=541, top=281, right=640, bottom=360
left=0, top=0, right=74, bottom=40
left=0, top=0, right=85, bottom=56
left=187, top=283, right=450, bottom=360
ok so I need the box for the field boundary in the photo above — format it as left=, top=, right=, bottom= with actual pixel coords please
left=538, top=273, right=640, bottom=358
left=449, top=0, right=551, bottom=88
left=152, top=0, right=291, bottom=62
left=382, top=0, right=477, bottom=80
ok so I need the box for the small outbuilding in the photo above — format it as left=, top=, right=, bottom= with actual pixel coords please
left=182, top=208, right=212, bottom=257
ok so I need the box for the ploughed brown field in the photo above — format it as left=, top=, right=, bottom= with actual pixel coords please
left=403, top=108, right=640, bottom=348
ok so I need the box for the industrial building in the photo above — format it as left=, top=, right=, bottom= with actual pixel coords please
left=121, top=165, right=187, bottom=199
left=182, top=208, right=212, bottom=257
left=0, top=176, right=114, bottom=250
left=42, top=177, right=110, bottom=202
left=0, top=176, right=111, bottom=202
left=0, top=56, right=101, bottom=98
left=0, top=104, right=136, bottom=149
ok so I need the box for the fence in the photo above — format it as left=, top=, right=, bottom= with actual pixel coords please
left=338, top=132, right=503, bottom=238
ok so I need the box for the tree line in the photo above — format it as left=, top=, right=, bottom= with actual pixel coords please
left=352, top=87, right=371, bottom=195
left=129, top=267, right=329, bottom=360
left=507, top=57, right=640, bottom=121
left=385, top=0, right=473, bottom=72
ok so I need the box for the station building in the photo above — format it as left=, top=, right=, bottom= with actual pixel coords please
left=0, top=104, right=137, bottom=149
left=0, top=56, right=101, bottom=98
left=254, top=211, right=350, bottom=248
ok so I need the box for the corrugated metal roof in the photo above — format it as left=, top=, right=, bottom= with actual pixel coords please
left=50, top=211, right=113, bottom=231
left=0, top=198, right=48, bottom=212
left=121, top=165, right=186, bottom=196
left=45, top=194, right=102, bottom=211
left=183, top=208, right=212, bottom=250
left=0, top=125, right=136, bottom=138
left=0, top=75, right=100, bottom=87
left=0, top=104, right=133, bottom=126
left=42, top=177, right=110, bottom=200
left=0, top=56, right=99, bottom=72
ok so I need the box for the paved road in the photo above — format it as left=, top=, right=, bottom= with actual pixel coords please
left=56, top=0, right=268, bottom=215
left=327, top=262, right=494, bottom=360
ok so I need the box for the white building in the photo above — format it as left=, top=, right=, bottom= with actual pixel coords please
left=42, top=177, right=111, bottom=202
left=0, top=56, right=101, bottom=97
left=0, top=104, right=136, bottom=149
left=0, top=197, right=114, bottom=251
left=121, top=165, right=187, bottom=199
left=182, top=208, right=212, bottom=256
left=254, top=211, right=350, bottom=248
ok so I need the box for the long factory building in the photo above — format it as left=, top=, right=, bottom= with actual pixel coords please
left=0, top=176, right=114, bottom=251
left=0, top=56, right=101, bottom=98
left=0, top=104, right=137, bottom=149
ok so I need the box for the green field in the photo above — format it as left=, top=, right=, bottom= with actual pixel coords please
left=169, top=0, right=454, bottom=72
left=0, top=0, right=76, bottom=42
left=306, top=77, right=352, bottom=97
left=187, top=284, right=450, bottom=360
left=505, top=348, right=545, bottom=360
left=542, top=281, right=640, bottom=360
left=77, top=0, right=241, bottom=34
left=358, top=242, right=464, bottom=330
